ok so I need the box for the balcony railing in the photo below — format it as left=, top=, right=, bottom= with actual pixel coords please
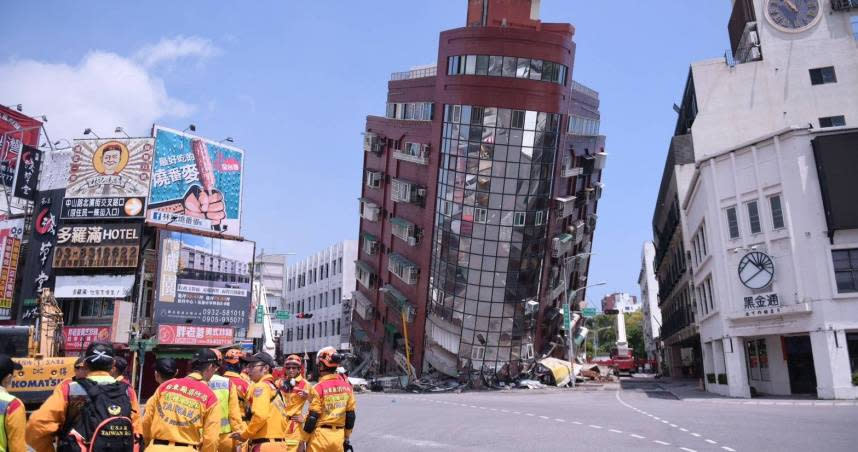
left=388, top=253, right=419, bottom=285
left=390, top=217, right=419, bottom=246
left=390, top=65, right=437, bottom=81
left=561, top=166, right=583, bottom=178
left=393, top=143, right=430, bottom=165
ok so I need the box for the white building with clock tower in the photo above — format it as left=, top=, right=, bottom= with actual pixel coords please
left=665, top=0, right=858, bottom=398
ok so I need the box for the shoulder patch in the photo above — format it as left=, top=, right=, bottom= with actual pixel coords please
left=7, top=398, right=22, bottom=414
left=253, top=387, right=264, bottom=397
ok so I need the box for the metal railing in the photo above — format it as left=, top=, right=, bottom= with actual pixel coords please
left=570, top=80, right=599, bottom=99
left=390, top=66, right=437, bottom=81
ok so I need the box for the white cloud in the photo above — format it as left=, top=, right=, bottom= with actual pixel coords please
left=0, top=50, right=195, bottom=143
left=134, top=36, right=220, bottom=68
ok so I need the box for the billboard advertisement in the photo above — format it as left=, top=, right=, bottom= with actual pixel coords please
left=154, top=230, right=254, bottom=328
left=17, top=190, right=64, bottom=322
left=12, top=144, right=41, bottom=200
left=156, top=324, right=234, bottom=346
left=62, top=138, right=153, bottom=219
left=148, top=126, right=244, bottom=237
left=62, top=326, right=111, bottom=351
left=53, top=223, right=141, bottom=269
left=0, top=218, right=24, bottom=320
left=0, top=106, right=42, bottom=188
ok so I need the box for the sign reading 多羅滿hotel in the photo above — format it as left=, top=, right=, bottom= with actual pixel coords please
left=62, top=138, right=153, bottom=219
left=52, top=223, right=142, bottom=269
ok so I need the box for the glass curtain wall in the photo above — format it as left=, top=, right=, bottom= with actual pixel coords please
left=428, top=104, right=561, bottom=374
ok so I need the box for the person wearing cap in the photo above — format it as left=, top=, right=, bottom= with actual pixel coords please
left=280, top=354, right=316, bottom=452
left=27, top=341, right=141, bottom=451
left=303, top=347, right=356, bottom=452
left=141, top=348, right=221, bottom=452
left=73, top=356, right=87, bottom=381
left=142, top=357, right=179, bottom=431
left=0, top=354, right=25, bottom=452
left=208, top=349, right=247, bottom=452
left=221, top=348, right=250, bottom=414
left=238, top=352, right=290, bottom=451
left=111, top=356, right=129, bottom=383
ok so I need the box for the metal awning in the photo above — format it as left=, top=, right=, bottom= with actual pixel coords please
left=354, top=259, right=376, bottom=275
left=557, top=233, right=574, bottom=243
left=361, top=232, right=378, bottom=241
left=382, top=284, right=407, bottom=305
left=388, top=252, right=416, bottom=268
left=389, top=216, right=414, bottom=228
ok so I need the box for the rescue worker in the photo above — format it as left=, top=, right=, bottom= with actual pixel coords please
left=303, top=347, right=356, bottom=452
left=73, top=357, right=87, bottom=381
left=238, top=352, right=290, bottom=451
left=222, top=348, right=250, bottom=413
left=27, top=342, right=141, bottom=451
left=141, top=348, right=221, bottom=452
left=111, top=356, right=129, bottom=383
left=280, top=354, right=315, bottom=451
left=142, top=357, right=179, bottom=426
left=0, top=354, right=25, bottom=452
left=209, top=349, right=247, bottom=452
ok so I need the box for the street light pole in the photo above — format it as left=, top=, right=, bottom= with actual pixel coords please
left=564, top=280, right=606, bottom=388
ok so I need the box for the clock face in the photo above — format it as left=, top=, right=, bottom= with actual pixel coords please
left=765, top=0, right=821, bottom=33
left=738, top=252, right=775, bottom=290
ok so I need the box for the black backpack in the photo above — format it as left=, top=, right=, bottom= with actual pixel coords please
left=58, top=379, right=138, bottom=452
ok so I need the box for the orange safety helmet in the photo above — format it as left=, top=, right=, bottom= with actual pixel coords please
left=210, top=348, right=223, bottom=364
left=284, top=354, right=302, bottom=368
left=316, top=346, right=338, bottom=369
left=224, top=348, right=243, bottom=365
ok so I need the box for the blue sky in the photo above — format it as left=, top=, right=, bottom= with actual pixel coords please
left=1, top=1, right=730, bottom=304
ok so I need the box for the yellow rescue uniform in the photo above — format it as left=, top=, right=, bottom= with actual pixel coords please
left=141, top=372, right=221, bottom=452
left=279, top=376, right=316, bottom=451
left=26, top=371, right=141, bottom=452
left=0, top=386, right=25, bottom=452
left=210, top=374, right=248, bottom=452
left=241, top=375, right=290, bottom=451
left=303, top=374, right=356, bottom=452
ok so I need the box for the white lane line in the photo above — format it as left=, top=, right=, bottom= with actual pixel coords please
left=572, top=421, right=583, bottom=425
left=630, top=434, right=646, bottom=439
left=653, top=440, right=671, bottom=446
left=589, top=424, right=603, bottom=429
left=512, top=411, right=521, bottom=415
left=469, top=405, right=478, bottom=408
left=609, top=429, right=623, bottom=434
left=722, top=447, right=736, bottom=452
left=554, top=419, right=565, bottom=422
left=653, top=416, right=661, bottom=420
left=539, top=415, right=550, bottom=420
left=691, top=433, right=701, bottom=437
left=705, top=439, right=718, bottom=445
left=525, top=413, right=535, bottom=417
left=680, top=448, right=697, bottom=452
left=661, top=420, right=669, bottom=424
left=670, top=424, right=678, bottom=428
left=500, top=409, right=509, bottom=413
left=680, top=428, right=688, bottom=432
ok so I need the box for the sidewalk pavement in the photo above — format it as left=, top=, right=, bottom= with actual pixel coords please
left=653, top=376, right=858, bottom=406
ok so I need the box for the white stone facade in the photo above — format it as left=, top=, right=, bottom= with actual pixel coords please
left=639, top=241, right=662, bottom=363
left=680, top=1, right=858, bottom=399
left=280, top=240, right=358, bottom=356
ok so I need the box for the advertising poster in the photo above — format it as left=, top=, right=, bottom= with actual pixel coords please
left=156, top=324, right=234, bottom=346
left=148, top=126, right=244, bottom=237
left=0, top=218, right=24, bottom=320
left=0, top=106, right=42, bottom=188
left=62, top=326, right=111, bottom=351
left=53, top=223, right=141, bottom=269
left=154, top=230, right=254, bottom=328
left=12, top=144, right=41, bottom=200
left=62, top=138, right=153, bottom=219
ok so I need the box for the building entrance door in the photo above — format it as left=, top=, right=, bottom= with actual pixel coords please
left=784, top=335, right=816, bottom=395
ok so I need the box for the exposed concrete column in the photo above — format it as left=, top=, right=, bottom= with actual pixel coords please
left=810, top=330, right=856, bottom=399
left=724, top=337, right=751, bottom=398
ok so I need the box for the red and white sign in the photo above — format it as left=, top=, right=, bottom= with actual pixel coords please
left=157, top=324, right=233, bottom=346
left=63, top=326, right=111, bottom=351
left=0, top=106, right=42, bottom=188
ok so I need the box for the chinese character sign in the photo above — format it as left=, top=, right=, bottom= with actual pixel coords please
left=0, top=219, right=24, bottom=320
left=12, top=145, right=41, bottom=201
left=17, top=189, right=65, bottom=321
left=148, top=126, right=244, bottom=237
left=0, top=106, right=41, bottom=188
left=62, top=326, right=111, bottom=351
left=742, top=292, right=781, bottom=317
left=53, top=223, right=141, bottom=269
left=157, top=324, right=233, bottom=346
left=62, top=138, right=153, bottom=219
left=154, top=230, right=254, bottom=328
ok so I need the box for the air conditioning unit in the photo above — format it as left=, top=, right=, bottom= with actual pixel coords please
left=416, top=188, right=427, bottom=198
left=407, top=237, right=418, bottom=247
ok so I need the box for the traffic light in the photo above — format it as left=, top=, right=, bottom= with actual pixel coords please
left=295, top=312, right=314, bottom=319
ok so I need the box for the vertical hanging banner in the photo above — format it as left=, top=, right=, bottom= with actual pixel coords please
left=0, top=106, right=41, bottom=188
left=148, top=126, right=244, bottom=237
left=0, top=219, right=24, bottom=320
left=62, top=138, right=153, bottom=219
left=12, top=145, right=42, bottom=200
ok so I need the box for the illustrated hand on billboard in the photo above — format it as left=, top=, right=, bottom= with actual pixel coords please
left=183, top=185, right=226, bottom=226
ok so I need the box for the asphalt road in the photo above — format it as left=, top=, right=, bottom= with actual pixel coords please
left=346, top=379, right=858, bottom=451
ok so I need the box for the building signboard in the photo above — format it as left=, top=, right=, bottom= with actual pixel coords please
left=54, top=275, right=135, bottom=299
left=148, top=126, right=244, bottom=237
left=12, top=145, right=41, bottom=200
left=62, top=138, right=153, bottom=219
left=154, top=230, right=254, bottom=328
left=63, top=326, right=111, bottom=351
left=0, top=218, right=24, bottom=320
left=157, top=324, right=234, bottom=346
left=17, top=189, right=65, bottom=321
left=0, top=106, right=41, bottom=188
left=53, top=223, right=142, bottom=269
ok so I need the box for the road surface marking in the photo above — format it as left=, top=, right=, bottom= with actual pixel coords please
left=512, top=411, right=521, bottom=415
left=653, top=440, right=670, bottom=445
left=661, top=420, right=669, bottom=424
left=680, top=428, right=688, bottom=432
left=555, top=418, right=565, bottom=422
left=705, top=439, right=717, bottom=444
left=572, top=421, right=583, bottom=425
left=609, top=429, right=623, bottom=434
left=589, top=424, right=603, bottom=429
left=691, top=433, right=701, bottom=437
left=539, top=415, right=550, bottom=419
left=653, top=416, right=661, bottom=420
left=500, top=409, right=509, bottom=413
left=670, top=424, right=678, bottom=428
left=722, top=447, right=736, bottom=452
left=525, top=413, right=535, bottom=417
left=630, top=434, right=646, bottom=439
left=469, top=405, right=478, bottom=408
left=680, top=448, right=697, bottom=452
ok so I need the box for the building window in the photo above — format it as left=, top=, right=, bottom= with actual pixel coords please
left=833, top=249, right=858, bottom=293
left=726, top=206, right=740, bottom=239
left=769, top=195, right=785, bottom=230
left=746, top=200, right=762, bottom=234
left=535, top=210, right=544, bottom=226
left=809, top=66, right=837, bottom=85
left=819, top=115, right=846, bottom=128
left=847, top=333, right=858, bottom=383
left=513, top=212, right=526, bottom=226
left=475, top=208, right=488, bottom=223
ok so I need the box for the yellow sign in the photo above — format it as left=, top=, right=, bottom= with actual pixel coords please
left=9, top=357, right=77, bottom=404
